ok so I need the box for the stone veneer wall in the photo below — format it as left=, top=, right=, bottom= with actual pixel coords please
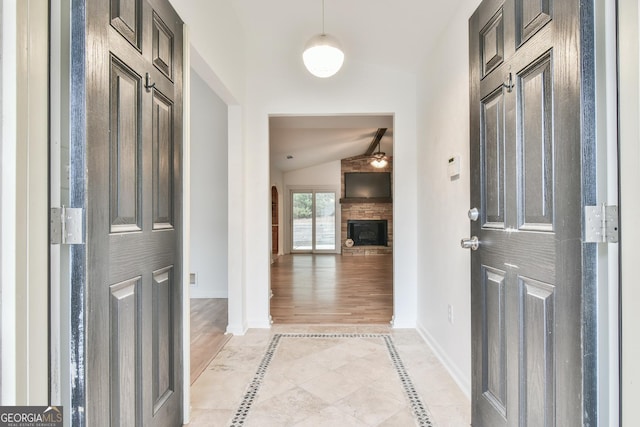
left=341, top=156, right=393, bottom=255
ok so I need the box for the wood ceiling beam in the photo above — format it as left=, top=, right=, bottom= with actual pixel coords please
left=364, top=128, right=387, bottom=156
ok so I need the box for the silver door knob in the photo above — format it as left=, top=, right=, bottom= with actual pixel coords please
left=460, top=236, right=479, bottom=250
left=468, top=207, right=479, bottom=221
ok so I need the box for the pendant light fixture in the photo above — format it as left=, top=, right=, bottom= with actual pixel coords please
left=371, top=139, right=388, bottom=168
left=303, top=0, right=344, bottom=78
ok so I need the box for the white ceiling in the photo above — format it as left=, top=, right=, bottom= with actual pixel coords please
left=231, top=0, right=466, bottom=173
left=231, top=0, right=463, bottom=74
left=270, top=115, right=393, bottom=172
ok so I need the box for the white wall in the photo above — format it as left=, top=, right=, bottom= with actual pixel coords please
left=283, top=161, right=341, bottom=187
left=415, top=0, right=481, bottom=398
left=190, top=69, right=229, bottom=298
left=167, top=0, right=248, bottom=332
left=244, top=56, right=419, bottom=328
left=169, top=0, right=245, bottom=105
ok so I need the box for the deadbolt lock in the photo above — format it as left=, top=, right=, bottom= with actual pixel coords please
left=468, top=208, right=479, bottom=221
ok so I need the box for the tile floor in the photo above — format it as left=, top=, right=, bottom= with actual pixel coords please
left=186, top=325, right=470, bottom=427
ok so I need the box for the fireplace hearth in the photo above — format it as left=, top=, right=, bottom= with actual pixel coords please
left=347, top=220, right=388, bottom=246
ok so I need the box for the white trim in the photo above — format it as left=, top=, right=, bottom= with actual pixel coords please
left=182, top=22, right=192, bottom=426
left=598, top=0, right=620, bottom=424
left=619, top=0, right=640, bottom=423
left=593, top=0, right=621, bottom=424
left=0, top=0, right=17, bottom=405
left=416, top=321, right=471, bottom=401
left=226, top=105, right=246, bottom=336
left=49, top=0, right=62, bottom=406
left=390, top=318, right=415, bottom=329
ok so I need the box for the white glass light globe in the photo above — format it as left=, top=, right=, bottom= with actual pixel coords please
left=371, top=150, right=388, bottom=168
left=303, top=34, right=344, bottom=78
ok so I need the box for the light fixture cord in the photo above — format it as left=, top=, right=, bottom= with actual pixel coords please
left=322, top=0, right=325, bottom=34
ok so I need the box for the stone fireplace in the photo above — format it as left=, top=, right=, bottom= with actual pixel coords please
left=341, top=156, right=393, bottom=255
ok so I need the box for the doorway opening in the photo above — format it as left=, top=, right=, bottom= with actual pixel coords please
left=291, top=189, right=337, bottom=253
left=268, top=114, right=394, bottom=324
left=187, top=62, right=230, bottom=383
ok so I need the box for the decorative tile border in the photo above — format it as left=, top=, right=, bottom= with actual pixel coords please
left=229, top=333, right=434, bottom=427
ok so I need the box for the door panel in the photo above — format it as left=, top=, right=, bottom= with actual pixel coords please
left=152, top=266, right=174, bottom=413
left=314, top=192, right=336, bottom=251
left=109, top=57, right=142, bottom=233
left=517, top=54, right=554, bottom=231
left=519, top=277, right=555, bottom=426
left=152, top=90, right=174, bottom=229
left=109, top=277, right=142, bottom=426
left=481, top=267, right=507, bottom=416
left=73, top=0, right=184, bottom=425
left=481, top=88, right=506, bottom=228
left=470, top=0, right=593, bottom=424
left=292, top=192, right=313, bottom=251
left=110, top=0, right=141, bottom=49
left=516, top=0, right=552, bottom=45
left=152, top=12, right=174, bottom=80
left=480, top=8, right=505, bottom=78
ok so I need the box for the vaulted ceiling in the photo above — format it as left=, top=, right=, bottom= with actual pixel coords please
left=269, top=115, right=393, bottom=172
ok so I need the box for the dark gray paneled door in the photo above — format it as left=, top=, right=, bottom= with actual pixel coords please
left=72, top=0, right=183, bottom=425
left=469, top=0, right=595, bottom=425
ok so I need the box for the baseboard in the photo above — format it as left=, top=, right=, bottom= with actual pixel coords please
left=247, top=318, right=272, bottom=329
left=226, top=320, right=248, bottom=336
left=391, top=318, right=416, bottom=329
left=416, top=322, right=471, bottom=400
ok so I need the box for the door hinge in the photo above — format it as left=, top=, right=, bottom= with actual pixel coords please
left=584, top=204, right=618, bottom=243
left=51, top=207, right=84, bottom=245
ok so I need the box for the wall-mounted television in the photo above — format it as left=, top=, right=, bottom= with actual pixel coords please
left=344, top=172, right=391, bottom=199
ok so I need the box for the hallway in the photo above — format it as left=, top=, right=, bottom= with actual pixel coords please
left=270, top=254, right=393, bottom=324
left=186, top=325, right=470, bottom=426
left=179, top=256, right=471, bottom=425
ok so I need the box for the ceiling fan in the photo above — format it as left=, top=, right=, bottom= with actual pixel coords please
left=365, top=128, right=388, bottom=168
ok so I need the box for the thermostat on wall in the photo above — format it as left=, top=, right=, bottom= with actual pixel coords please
left=448, top=155, right=460, bottom=178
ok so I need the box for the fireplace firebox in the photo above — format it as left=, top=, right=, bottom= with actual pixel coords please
left=347, top=220, right=388, bottom=246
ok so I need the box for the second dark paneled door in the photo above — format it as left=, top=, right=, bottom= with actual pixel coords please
left=469, top=0, right=595, bottom=425
left=73, top=0, right=184, bottom=425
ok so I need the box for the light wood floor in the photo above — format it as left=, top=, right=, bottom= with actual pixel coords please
left=190, top=298, right=230, bottom=384
left=270, top=254, right=393, bottom=324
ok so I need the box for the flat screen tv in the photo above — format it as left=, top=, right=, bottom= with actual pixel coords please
left=344, top=172, right=391, bottom=198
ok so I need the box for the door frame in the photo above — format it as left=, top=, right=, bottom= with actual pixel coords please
left=286, top=185, right=341, bottom=254
left=0, top=0, right=18, bottom=403
left=1, top=0, right=49, bottom=405
left=181, top=26, right=191, bottom=424
left=594, top=0, right=621, bottom=424
left=618, top=0, right=639, bottom=424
